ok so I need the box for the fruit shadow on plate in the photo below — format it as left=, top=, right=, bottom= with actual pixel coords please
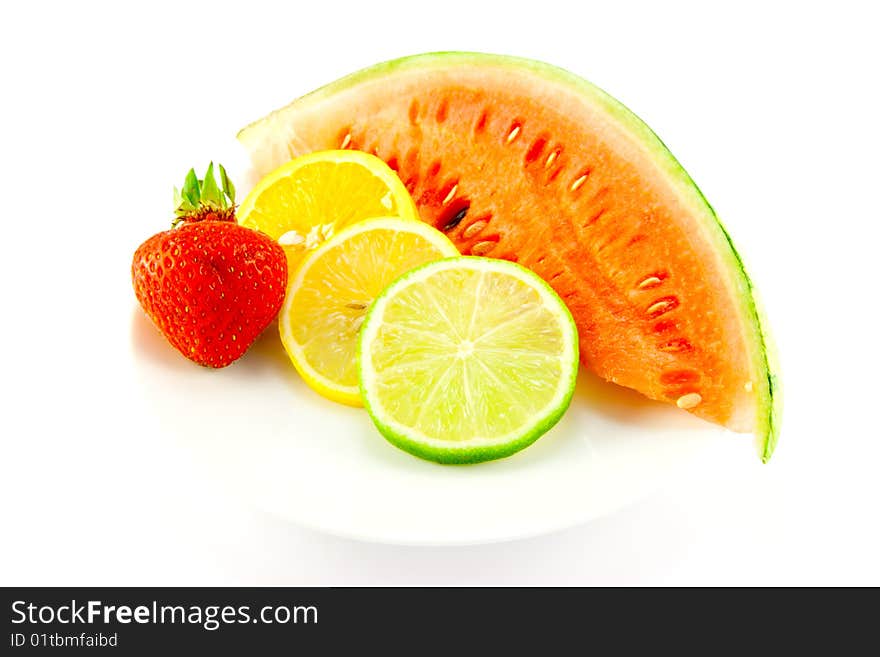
left=130, top=306, right=303, bottom=393
left=575, top=368, right=677, bottom=425
left=132, top=304, right=713, bottom=471
left=129, top=305, right=190, bottom=372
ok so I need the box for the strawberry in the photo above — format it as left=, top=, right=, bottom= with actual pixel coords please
left=132, top=163, right=287, bottom=368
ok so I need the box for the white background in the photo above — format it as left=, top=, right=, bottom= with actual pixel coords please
left=1, top=0, right=878, bottom=585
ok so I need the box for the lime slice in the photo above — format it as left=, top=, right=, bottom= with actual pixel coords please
left=279, top=217, right=458, bottom=406
left=358, top=257, right=579, bottom=463
left=237, top=150, right=419, bottom=268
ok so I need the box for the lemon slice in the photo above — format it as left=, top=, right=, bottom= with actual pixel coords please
left=358, top=257, right=579, bottom=464
left=280, top=217, right=458, bottom=405
left=237, top=150, right=419, bottom=267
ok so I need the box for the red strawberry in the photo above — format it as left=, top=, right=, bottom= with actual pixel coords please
left=132, top=163, right=287, bottom=367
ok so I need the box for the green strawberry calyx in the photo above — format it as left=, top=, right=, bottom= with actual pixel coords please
left=172, top=162, right=236, bottom=226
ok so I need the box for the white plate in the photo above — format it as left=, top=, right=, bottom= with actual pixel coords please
left=131, top=302, right=733, bottom=545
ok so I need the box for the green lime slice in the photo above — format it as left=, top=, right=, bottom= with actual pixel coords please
left=358, top=256, right=579, bottom=464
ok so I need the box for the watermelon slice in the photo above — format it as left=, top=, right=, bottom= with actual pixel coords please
left=238, top=52, right=781, bottom=460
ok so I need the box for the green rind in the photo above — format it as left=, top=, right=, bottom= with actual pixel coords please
left=358, top=256, right=579, bottom=465
left=240, top=52, right=780, bottom=460
left=751, top=285, right=783, bottom=462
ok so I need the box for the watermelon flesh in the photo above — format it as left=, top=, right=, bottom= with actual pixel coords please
left=238, top=53, right=780, bottom=460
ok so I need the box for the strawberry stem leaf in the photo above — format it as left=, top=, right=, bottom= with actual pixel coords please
left=173, top=162, right=237, bottom=224
left=218, top=163, right=236, bottom=204
left=181, top=168, right=200, bottom=209
left=200, top=162, right=222, bottom=208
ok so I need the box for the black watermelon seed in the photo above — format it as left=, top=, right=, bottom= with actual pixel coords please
left=442, top=204, right=469, bottom=232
